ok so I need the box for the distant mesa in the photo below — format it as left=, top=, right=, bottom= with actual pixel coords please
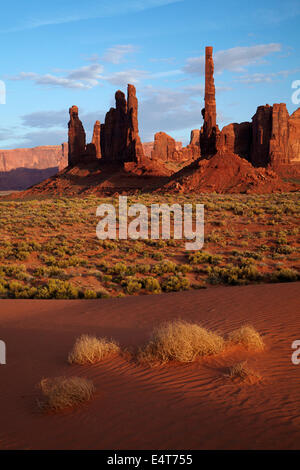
left=0, top=144, right=68, bottom=191
left=1, top=46, right=300, bottom=195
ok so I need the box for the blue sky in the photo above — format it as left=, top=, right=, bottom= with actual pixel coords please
left=0, top=0, right=299, bottom=149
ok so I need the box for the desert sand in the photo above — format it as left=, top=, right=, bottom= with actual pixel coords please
left=0, top=282, right=300, bottom=450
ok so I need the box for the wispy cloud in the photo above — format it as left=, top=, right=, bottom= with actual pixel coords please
left=1, top=0, right=183, bottom=33
left=9, top=64, right=104, bottom=89
left=184, top=44, right=282, bottom=75
left=9, top=60, right=185, bottom=89
left=102, top=69, right=149, bottom=86
left=102, top=45, right=138, bottom=64
left=237, top=69, right=300, bottom=84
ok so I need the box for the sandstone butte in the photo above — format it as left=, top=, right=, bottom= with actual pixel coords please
left=0, top=144, right=68, bottom=191
left=1, top=46, right=300, bottom=195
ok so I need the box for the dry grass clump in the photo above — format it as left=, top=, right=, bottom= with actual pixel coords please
left=225, top=361, right=261, bottom=382
left=227, top=325, right=264, bottom=351
left=68, top=334, right=120, bottom=364
left=138, top=320, right=225, bottom=365
left=38, top=376, right=95, bottom=411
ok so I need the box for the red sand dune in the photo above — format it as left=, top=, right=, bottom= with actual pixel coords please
left=0, top=282, right=300, bottom=450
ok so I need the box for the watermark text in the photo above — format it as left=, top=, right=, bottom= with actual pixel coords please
left=0, top=340, right=6, bottom=365
left=96, top=196, right=204, bottom=250
left=0, top=80, right=6, bottom=104
left=292, top=80, right=300, bottom=105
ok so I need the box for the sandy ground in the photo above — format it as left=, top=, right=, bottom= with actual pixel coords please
left=0, top=282, right=299, bottom=450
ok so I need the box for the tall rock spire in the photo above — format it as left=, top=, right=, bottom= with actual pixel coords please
left=68, top=105, right=86, bottom=166
left=92, top=120, right=101, bottom=159
left=200, top=46, right=219, bottom=156
left=126, top=84, right=145, bottom=163
left=204, top=46, right=217, bottom=132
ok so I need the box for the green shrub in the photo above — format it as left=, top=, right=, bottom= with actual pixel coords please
left=188, top=251, right=223, bottom=265
left=121, top=278, right=143, bottom=294
left=144, top=277, right=161, bottom=294
left=162, top=275, right=190, bottom=292
left=270, top=268, right=299, bottom=283
left=83, top=289, right=98, bottom=299
left=208, top=264, right=262, bottom=285
left=152, top=260, right=177, bottom=274
left=36, top=279, right=79, bottom=299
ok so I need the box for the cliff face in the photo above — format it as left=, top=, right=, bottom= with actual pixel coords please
left=288, top=108, right=300, bottom=164
left=0, top=144, right=68, bottom=190
left=250, top=105, right=273, bottom=167
left=217, top=122, right=252, bottom=161
left=0, top=144, right=67, bottom=172
left=250, top=103, right=300, bottom=168
left=269, top=103, right=290, bottom=167
left=216, top=104, right=300, bottom=169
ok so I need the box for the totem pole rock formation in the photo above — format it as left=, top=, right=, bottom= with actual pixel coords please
left=92, top=120, right=101, bottom=159
left=200, top=46, right=220, bottom=156
left=101, top=84, right=145, bottom=164
left=65, top=54, right=299, bottom=173
left=68, top=105, right=86, bottom=166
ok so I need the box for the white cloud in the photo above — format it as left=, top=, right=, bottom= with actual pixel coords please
left=8, top=60, right=186, bottom=90
left=103, top=69, right=149, bottom=86
left=184, top=43, right=282, bottom=75
left=9, top=64, right=104, bottom=89
left=102, top=45, right=138, bottom=64
left=237, top=69, right=300, bottom=84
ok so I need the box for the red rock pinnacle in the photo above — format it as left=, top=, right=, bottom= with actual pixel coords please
left=68, top=105, right=86, bottom=166
left=204, top=46, right=217, bottom=132
left=92, top=120, right=101, bottom=159
left=126, top=84, right=145, bottom=163
left=200, top=46, right=219, bottom=156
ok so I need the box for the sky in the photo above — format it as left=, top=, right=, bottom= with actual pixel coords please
left=0, top=0, right=299, bottom=149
